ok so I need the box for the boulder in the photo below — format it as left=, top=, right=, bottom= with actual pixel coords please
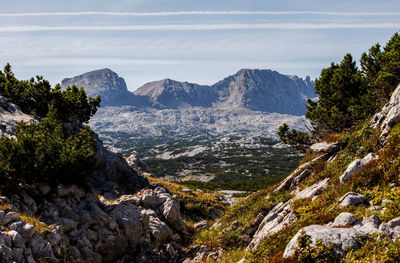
left=339, top=153, right=378, bottom=183
left=160, top=198, right=188, bottom=233
left=149, top=216, right=173, bottom=249
left=295, top=178, right=330, bottom=200
left=248, top=200, right=297, bottom=251
left=284, top=225, right=360, bottom=258
left=8, top=230, right=25, bottom=248
left=3, top=212, right=19, bottom=225
left=338, top=192, right=367, bottom=207
left=332, top=212, right=360, bottom=227
left=310, top=142, right=341, bottom=153
left=284, top=213, right=383, bottom=259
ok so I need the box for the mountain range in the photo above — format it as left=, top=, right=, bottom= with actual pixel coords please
left=61, top=68, right=316, bottom=116
left=61, top=68, right=316, bottom=147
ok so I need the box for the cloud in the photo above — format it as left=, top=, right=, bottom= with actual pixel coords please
left=0, top=23, right=399, bottom=32
left=0, top=11, right=400, bottom=17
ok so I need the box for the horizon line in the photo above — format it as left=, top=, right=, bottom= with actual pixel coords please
left=1, top=10, right=400, bottom=17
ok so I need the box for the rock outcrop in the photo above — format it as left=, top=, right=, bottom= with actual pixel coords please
left=0, top=95, right=33, bottom=137
left=283, top=213, right=392, bottom=258
left=0, top=97, right=190, bottom=262
left=339, top=153, right=378, bottom=184
left=371, top=83, right=400, bottom=141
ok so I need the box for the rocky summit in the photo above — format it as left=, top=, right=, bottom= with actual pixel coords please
left=61, top=69, right=147, bottom=107
left=63, top=68, right=316, bottom=116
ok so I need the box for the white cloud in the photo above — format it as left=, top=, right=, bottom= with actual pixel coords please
left=0, top=23, right=399, bottom=32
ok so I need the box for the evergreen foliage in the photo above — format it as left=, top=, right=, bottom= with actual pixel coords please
left=0, top=64, right=100, bottom=123
left=279, top=32, right=400, bottom=143
left=277, top=123, right=312, bottom=151
left=0, top=64, right=100, bottom=191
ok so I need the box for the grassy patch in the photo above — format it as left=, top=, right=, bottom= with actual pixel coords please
left=19, top=213, right=53, bottom=233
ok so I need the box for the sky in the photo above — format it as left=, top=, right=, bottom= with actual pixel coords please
left=0, top=0, right=399, bottom=91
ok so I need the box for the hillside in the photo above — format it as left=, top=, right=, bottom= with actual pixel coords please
left=181, top=32, right=400, bottom=263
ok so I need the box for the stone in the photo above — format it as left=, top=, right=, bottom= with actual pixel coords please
left=160, top=198, right=188, bottom=233
left=0, top=210, right=5, bottom=222
left=109, top=203, right=142, bottom=250
left=248, top=200, right=297, bottom=251
left=149, top=216, right=172, bottom=249
left=388, top=217, right=400, bottom=228
left=284, top=225, right=361, bottom=258
left=194, top=220, right=209, bottom=231
left=296, top=178, right=330, bottom=200
left=332, top=212, right=360, bottom=227
left=3, top=211, right=19, bottom=225
left=12, top=247, right=24, bottom=262
left=20, top=223, right=36, bottom=240
left=24, top=248, right=36, bottom=263
left=340, top=153, right=378, bottom=183
left=181, top=188, right=193, bottom=194
left=355, top=215, right=380, bottom=235
left=310, top=142, right=341, bottom=153
left=290, top=169, right=311, bottom=188
left=0, top=244, right=13, bottom=261
left=9, top=220, right=24, bottom=232
left=8, top=230, right=25, bottom=248
left=56, top=217, right=78, bottom=233
left=0, top=231, right=11, bottom=247
left=338, top=192, right=367, bottom=207
left=371, top=84, right=400, bottom=133
left=141, top=190, right=165, bottom=209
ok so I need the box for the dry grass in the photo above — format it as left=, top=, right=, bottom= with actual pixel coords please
left=0, top=203, right=12, bottom=211
left=19, top=213, right=53, bottom=233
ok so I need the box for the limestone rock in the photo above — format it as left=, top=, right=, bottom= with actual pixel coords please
left=332, top=212, right=360, bottom=227
left=284, top=225, right=360, bottom=258
left=3, top=212, right=19, bottom=225
left=295, top=178, right=329, bottom=200
left=149, top=216, right=173, bottom=249
left=310, top=142, right=341, bottom=153
left=160, top=198, right=188, bottom=233
left=248, top=200, right=297, bottom=251
left=338, top=192, right=367, bottom=207
left=339, top=153, right=378, bottom=183
left=371, top=83, right=400, bottom=141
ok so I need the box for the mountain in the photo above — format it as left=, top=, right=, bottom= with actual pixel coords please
left=61, top=68, right=148, bottom=107
left=62, top=68, right=315, bottom=115
left=212, top=69, right=315, bottom=115
left=134, top=79, right=218, bottom=109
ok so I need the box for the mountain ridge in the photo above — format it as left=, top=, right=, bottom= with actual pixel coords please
left=61, top=68, right=316, bottom=116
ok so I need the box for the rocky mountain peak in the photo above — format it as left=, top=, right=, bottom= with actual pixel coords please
left=61, top=68, right=145, bottom=107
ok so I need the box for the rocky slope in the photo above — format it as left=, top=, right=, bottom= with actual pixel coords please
left=0, top=96, right=221, bottom=263
left=181, top=83, right=400, bottom=262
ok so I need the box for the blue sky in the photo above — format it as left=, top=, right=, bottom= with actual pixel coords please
left=0, top=0, right=399, bottom=90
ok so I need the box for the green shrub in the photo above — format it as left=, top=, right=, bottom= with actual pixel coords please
left=293, top=231, right=337, bottom=263
left=0, top=106, right=97, bottom=191
left=0, top=64, right=100, bottom=123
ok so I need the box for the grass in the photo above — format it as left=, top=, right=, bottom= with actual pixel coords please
left=0, top=203, right=12, bottom=212
left=187, top=120, right=400, bottom=262
left=19, top=213, right=53, bottom=233
left=145, top=175, right=225, bottom=220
